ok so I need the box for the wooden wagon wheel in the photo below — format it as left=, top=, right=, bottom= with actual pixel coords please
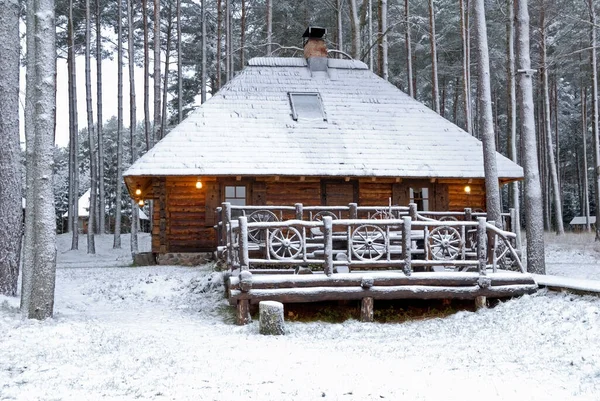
left=351, top=224, right=386, bottom=261
left=493, top=240, right=517, bottom=271
left=269, top=227, right=303, bottom=260
left=428, top=226, right=462, bottom=260
left=371, top=210, right=394, bottom=219
left=247, top=210, right=278, bottom=243
left=439, top=216, right=458, bottom=222
left=312, top=211, right=338, bottom=221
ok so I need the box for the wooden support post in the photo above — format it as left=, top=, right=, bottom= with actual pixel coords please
left=239, top=216, right=249, bottom=270
left=349, top=203, right=358, bottom=219
left=402, top=216, right=412, bottom=276
left=323, top=216, right=334, bottom=276
left=295, top=203, right=303, bottom=220
left=487, top=220, right=495, bottom=264
left=361, top=297, right=374, bottom=322
left=475, top=296, right=487, bottom=310
left=409, top=203, right=418, bottom=219
left=477, top=217, right=487, bottom=275
left=236, top=299, right=251, bottom=325
left=222, top=202, right=231, bottom=248
left=465, top=207, right=472, bottom=222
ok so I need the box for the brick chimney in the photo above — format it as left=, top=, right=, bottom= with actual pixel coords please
left=303, top=27, right=327, bottom=73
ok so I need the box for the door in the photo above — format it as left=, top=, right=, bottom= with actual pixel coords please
left=321, top=180, right=358, bottom=206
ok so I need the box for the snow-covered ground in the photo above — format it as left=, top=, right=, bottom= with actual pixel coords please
left=545, top=232, right=600, bottom=281
left=1, top=233, right=599, bottom=401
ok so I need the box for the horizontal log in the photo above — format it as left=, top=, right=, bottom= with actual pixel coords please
left=229, top=284, right=538, bottom=304
left=228, top=272, right=536, bottom=290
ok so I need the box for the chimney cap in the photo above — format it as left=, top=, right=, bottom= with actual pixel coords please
left=302, top=27, right=327, bottom=39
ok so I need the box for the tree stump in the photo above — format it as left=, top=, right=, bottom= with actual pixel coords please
left=361, top=297, right=374, bottom=322
left=259, top=301, right=285, bottom=335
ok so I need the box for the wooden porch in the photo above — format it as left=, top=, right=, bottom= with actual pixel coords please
left=217, top=203, right=537, bottom=324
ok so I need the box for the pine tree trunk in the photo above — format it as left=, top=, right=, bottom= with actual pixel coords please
left=337, top=0, right=343, bottom=55
left=0, top=0, right=22, bottom=296
left=266, top=0, right=272, bottom=56
left=201, top=0, right=207, bottom=102
left=460, top=0, right=472, bottom=133
left=161, top=3, right=173, bottom=134
left=368, top=0, right=373, bottom=70
left=473, top=0, right=502, bottom=226
left=127, top=0, right=139, bottom=254
left=225, top=0, right=230, bottom=81
left=349, top=0, right=360, bottom=59
left=405, top=0, right=414, bottom=97
left=85, top=0, right=97, bottom=254
left=589, top=0, right=600, bottom=241
left=240, top=0, right=246, bottom=68
left=114, top=0, right=124, bottom=249
left=143, top=0, right=151, bottom=151
left=68, top=0, right=79, bottom=250
left=516, top=0, right=546, bottom=273
left=21, top=0, right=57, bottom=319
left=154, top=0, right=161, bottom=142
left=177, top=0, right=183, bottom=121
left=217, top=0, right=222, bottom=89
left=96, top=0, right=106, bottom=235
left=540, top=6, right=564, bottom=234
left=381, top=0, right=388, bottom=80
left=582, top=85, right=591, bottom=232
left=429, top=0, right=440, bottom=113
left=506, top=0, right=521, bottom=247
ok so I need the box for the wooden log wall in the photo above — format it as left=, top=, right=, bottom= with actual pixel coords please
left=440, top=179, right=486, bottom=211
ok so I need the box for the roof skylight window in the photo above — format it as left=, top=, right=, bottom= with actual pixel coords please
left=289, top=93, right=327, bottom=121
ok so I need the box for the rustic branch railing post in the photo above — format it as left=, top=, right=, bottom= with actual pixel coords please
left=349, top=203, right=358, bottom=219
left=486, top=220, right=495, bottom=264
left=477, top=217, right=487, bottom=275
left=238, top=216, right=249, bottom=270
left=402, top=216, right=412, bottom=276
left=295, top=203, right=303, bottom=220
left=323, top=216, right=334, bottom=276
left=409, top=203, right=418, bottom=220
left=509, top=208, right=521, bottom=250
left=465, top=207, right=472, bottom=222
left=222, top=202, right=231, bottom=249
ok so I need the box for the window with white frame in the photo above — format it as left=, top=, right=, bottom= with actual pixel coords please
left=288, top=92, right=326, bottom=121
left=410, top=187, right=430, bottom=211
left=225, top=185, right=246, bottom=206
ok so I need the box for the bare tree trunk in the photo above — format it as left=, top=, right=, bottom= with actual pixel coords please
left=405, top=0, right=414, bottom=97
left=21, top=0, right=57, bottom=319
left=506, top=0, right=521, bottom=247
left=429, top=0, right=440, bottom=113
left=0, top=0, right=22, bottom=296
left=96, top=0, right=106, bottom=234
left=225, top=0, right=230, bottom=81
left=161, top=3, right=173, bottom=134
left=337, top=0, right=343, bottom=55
left=114, top=0, right=124, bottom=249
left=177, top=0, right=183, bottom=121
left=228, top=0, right=233, bottom=80
left=460, top=0, right=472, bottom=133
left=127, top=0, right=139, bottom=254
left=217, top=0, right=222, bottom=89
left=240, top=0, right=246, bottom=68
left=85, top=0, right=97, bottom=254
left=266, top=0, right=272, bottom=55
left=540, top=5, right=564, bottom=234
left=377, top=0, right=388, bottom=80
left=201, top=0, right=207, bottom=103
left=516, top=0, right=545, bottom=273
left=349, top=0, right=361, bottom=59
left=143, top=0, right=151, bottom=151
left=589, top=0, right=600, bottom=241
left=368, top=0, right=373, bottom=70
left=153, top=0, right=161, bottom=142
left=582, top=84, right=591, bottom=232
left=68, top=0, right=79, bottom=250
left=473, top=0, right=502, bottom=225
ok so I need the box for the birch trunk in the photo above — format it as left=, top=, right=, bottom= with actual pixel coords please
left=460, top=0, right=472, bottom=133
left=429, top=0, right=440, bottom=113
left=473, top=0, right=502, bottom=226
left=143, top=0, right=151, bottom=150
left=127, top=0, right=139, bottom=254
left=96, top=0, right=106, bottom=234
left=506, top=0, right=521, bottom=247
left=85, top=0, right=97, bottom=254
left=516, top=0, right=545, bottom=273
left=0, top=0, right=22, bottom=296
left=177, top=0, right=182, bottom=121
left=405, top=0, right=414, bottom=97
left=589, top=0, right=600, bottom=241
left=266, top=0, right=272, bottom=55
left=114, top=0, right=124, bottom=249
left=68, top=0, right=79, bottom=250
left=21, top=0, right=57, bottom=319
left=201, top=0, right=207, bottom=103
left=153, top=0, right=161, bottom=142
left=349, top=0, right=361, bottom=59
left=540, top=6, right=564, bottom=234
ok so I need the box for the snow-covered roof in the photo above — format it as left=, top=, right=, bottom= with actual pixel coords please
left=125, top=57, right=523, bottom=180
left=569, top=216, right=596, bottom=225
left=63, top=189, right=148, bottom=220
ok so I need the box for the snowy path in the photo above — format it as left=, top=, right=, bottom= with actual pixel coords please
left=2, top=265, right=600, bottom=401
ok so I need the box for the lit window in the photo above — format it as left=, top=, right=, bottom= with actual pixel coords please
left=289, top=93, right=326, bottom=121
left=225, top=186, right=246, bottom=206
left=410, top=187, right=429, bottom=211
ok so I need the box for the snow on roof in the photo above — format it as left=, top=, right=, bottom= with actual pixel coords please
left=125, top=57, right=523, bottom=179
left=63, top=189, right=148, bottom=220
left=569, top=216, right=596, bottom=225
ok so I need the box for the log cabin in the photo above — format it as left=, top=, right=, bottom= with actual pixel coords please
left=124, top=27, right=523, bottom=255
